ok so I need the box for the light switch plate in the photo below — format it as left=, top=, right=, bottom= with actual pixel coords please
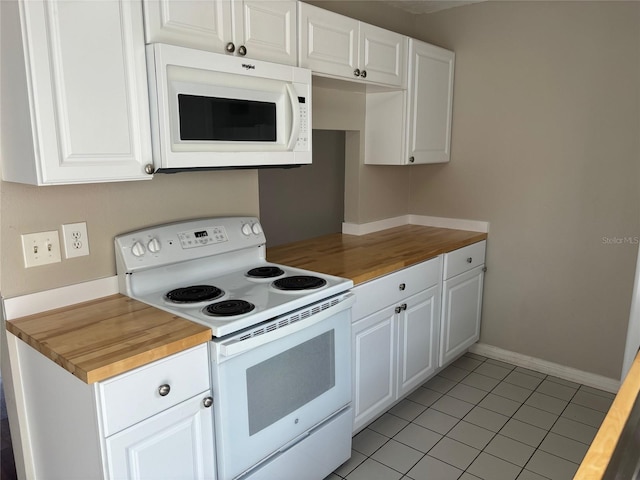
left=21, top=231, right=62, bottom=268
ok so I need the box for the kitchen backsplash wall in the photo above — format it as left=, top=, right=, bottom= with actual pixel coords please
left=409, top=1, right=640, bottom=380
left=0, top=170, right=259, bottom=297
left=311, top=83, right=412, bottom=225
left=259, top=130, right=345, bottom=247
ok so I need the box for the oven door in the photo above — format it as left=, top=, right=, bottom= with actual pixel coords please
left=210, top=295, right=354, bottom=480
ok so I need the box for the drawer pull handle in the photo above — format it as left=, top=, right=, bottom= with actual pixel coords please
left=203, top=396, right=213, bottom=408
left=399, top=283, right=406, bottom=291
left=467, top=257, right=473, bottom=263
left=158, top=384, right=171, bottom=397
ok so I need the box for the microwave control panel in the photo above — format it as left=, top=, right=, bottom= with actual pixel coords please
left=296, top=96, right=309, bottom=151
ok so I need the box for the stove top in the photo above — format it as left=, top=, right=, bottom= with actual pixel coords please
left=115, top=217, right=353, bottom=338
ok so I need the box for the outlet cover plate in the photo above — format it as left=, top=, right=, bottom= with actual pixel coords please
left=62, top=222, right=90, bottom=258
left=21, top=231, right=62, bottom=268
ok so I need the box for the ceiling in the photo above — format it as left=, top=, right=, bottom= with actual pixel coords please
left=381, top=0, right=485, bottom=14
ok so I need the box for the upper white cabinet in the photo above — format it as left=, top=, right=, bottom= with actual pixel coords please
left=365, top=38, right=454, bottom=166
left=0, top=0, right=154, bottom=185
left=298, top=2, right=406, bottom=87
left=143, top=0, right=298, bottom=65
left=406, top=39, right=455, bottom=164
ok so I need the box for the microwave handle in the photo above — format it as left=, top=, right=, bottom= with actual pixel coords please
left=285, top=84, right=301, bottom=151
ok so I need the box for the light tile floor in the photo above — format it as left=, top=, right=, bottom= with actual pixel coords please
left=328, top=353, right=615, bottom=480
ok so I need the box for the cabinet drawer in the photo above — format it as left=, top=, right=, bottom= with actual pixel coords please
left=443, top=241, right=486, bottom=279
left=98, top=344, right=209, bottom=437
left=352, top=257, right=441, bottom=321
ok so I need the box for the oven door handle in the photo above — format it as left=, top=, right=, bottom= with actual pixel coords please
left=219, top=293, right=355, bottom=357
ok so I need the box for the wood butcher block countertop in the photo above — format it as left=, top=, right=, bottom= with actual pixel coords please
left=6, top=294, right=211, bottom=384
left=267, top=225, right=488, bottom=285
left=575, top=350, right=640, bottom=479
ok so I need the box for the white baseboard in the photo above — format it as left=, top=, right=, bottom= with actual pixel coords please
left=342, top=216, right=410, bottom=235
left=342, top=215, right=489, bottom=236
left=469, top=343, right=620, bottom=393
left=409, top=215, right=489, bottom=233
left=2, top=276, right=119, bottom=320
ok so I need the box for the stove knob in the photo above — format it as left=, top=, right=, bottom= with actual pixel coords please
left=241, top=223, right=252, bottom=236
left=131, top=241, right=146, bottom=257
left=251, top=223, right=263, bottom=235
left=147, top=237, right=161, bottom=253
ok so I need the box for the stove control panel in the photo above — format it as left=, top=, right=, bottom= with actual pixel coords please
left=115, top=217, right=266, bottom=273
left=178, top=227, right=228, bottom=249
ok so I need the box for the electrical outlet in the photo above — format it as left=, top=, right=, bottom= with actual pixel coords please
left=62, top=222, right=90, bottom=258
left=21, top=231, right=62, bottom=268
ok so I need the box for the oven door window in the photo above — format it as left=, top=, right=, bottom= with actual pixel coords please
left=246, top=330, right=335, bottom=436
left=178, top=94, right=276, bottom=142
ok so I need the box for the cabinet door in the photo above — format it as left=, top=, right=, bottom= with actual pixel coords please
left=397, top=286, right=440, bottom=398
left=352, top=306, right=396, bottom=433
left=406, top=39, right=455, bottom=164
left=234, top=1, right=297, bottom=65
left=143, top=0, right=232, bottom=53
left=106, top=393, right=215, bottom=480
left=359, top=23, right=406, bottom=87
left=298, top=2, right=358, bottom=79
left=440, top=265, right=484, bottom=366
left=17, top=0, right=152, bottom=184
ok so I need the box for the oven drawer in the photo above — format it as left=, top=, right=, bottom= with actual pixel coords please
left=97, top=344, right=209, bottom=437
left=352, top=257, right=441, bottom=321
left=443, top=241, right=486, bottom=280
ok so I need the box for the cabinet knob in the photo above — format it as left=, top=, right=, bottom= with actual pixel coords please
left=399, top=283, right=406, bottom=291
left=409, top=156, right=415, bottom=163
left=226, top=42, right=236, bottom=53
left=467, top=257, right=473, bottom=263
left=158, top=384, right=171, bottom=397
left=144, top=163, right=154, bottom=175
left=395, top=303, right=408, bottom=314
left=361, top=70, right=367, bottom=78
left=353, top=68, right=361, bottom=77
left=482, top=266, right=488, bottom=273
left=238, top=45, right=247, bottom=56
left=203, top=396, right=213, bottom=408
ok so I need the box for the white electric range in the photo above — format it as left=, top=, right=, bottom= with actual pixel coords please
left=115, top=217, right=354, bottom=480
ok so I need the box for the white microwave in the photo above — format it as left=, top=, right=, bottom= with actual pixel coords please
left=146, top=43, right=312, bottom=171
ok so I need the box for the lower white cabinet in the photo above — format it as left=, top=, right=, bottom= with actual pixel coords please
left=440, top=241, right=486, bottom=366
left=106, top=394, right=215, bottom=479
left=11, top=338, right=215, bottom=479
left=351, top=241, right=486, bottom=433
left=352, top=258, right=441, bottom=432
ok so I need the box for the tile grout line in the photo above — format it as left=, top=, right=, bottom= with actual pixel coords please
left=339, top=352, right=609, bottom=480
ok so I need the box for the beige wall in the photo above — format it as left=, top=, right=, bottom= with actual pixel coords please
left=411, top=1, right=640, bottom=379
left=259, top=130, right=346, bottom=247
left=312, top=82, right=411, bottom=224
left=2, top=0, right=638, bottom=383
left=0, top=171, right=259, bottom=297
